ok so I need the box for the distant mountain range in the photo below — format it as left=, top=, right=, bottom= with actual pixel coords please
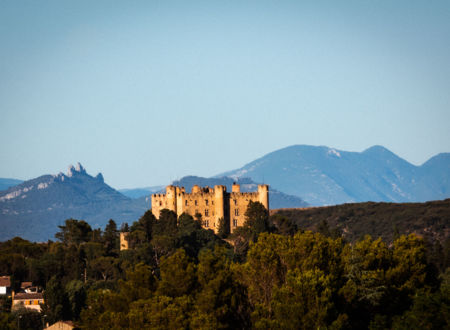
left=1, top=145, right=449, bottom=241
left=0, top=178, right=23, bottom=191
left=0, top=164, right=149, bottom=241
left=0, top=164, right=306, bottom=241
left=218, top=145, right=450, bottom=206
left=119, top=186, right=165, bottom=199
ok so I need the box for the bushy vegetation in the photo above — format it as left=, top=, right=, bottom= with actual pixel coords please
left=273, top=199, right=450, bottom=243
left=0, top=201, right=449, bottom=329
left=274, top=199, right=450, bottom=271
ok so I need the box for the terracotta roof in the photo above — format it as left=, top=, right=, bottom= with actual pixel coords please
left=20, top=281, right=33, bottom=289
left=14, top=292, right=44, bottom=300
left=0, top=276, right=11, bottom=287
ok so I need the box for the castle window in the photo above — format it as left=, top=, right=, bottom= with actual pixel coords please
left=212, top=201, right=214, bottom=205
left=205, top=209, right=209, bottom=216
left=233, top=219, right=238, bottom=227
left=235, top=209, right=239, bottom=216
left=195, top=200, right=198, bottom=206
left=159, top=201, right=162, bottom=206
left=204, top=220, right=209, bottom=227
left=185, top=200, right=188, bottom=206
left=233, top=199, right=237, bottom=205
left=205, top=199, right=209, bottom=205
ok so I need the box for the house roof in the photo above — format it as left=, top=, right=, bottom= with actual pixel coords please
left=45, top=321, right=75, bottom=330
left=20, top=281, right=33, bottom=289
left=0, top=276, right=11, bottom=287
left=14, top=292, right=44, bottom=300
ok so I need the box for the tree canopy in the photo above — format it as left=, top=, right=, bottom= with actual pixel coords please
left=0, top=201, right=448, bottom=329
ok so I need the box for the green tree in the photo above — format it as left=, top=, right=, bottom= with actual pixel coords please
left=178, top=213, right=201, bottom=237
left=137, top=210, right=157, bottom=242
left=391, top=269, right=450, bottom=329
left=127, top=295, right=191, bottom=329
left=244, top=201, right=271, bottom=239
left=43, top=276, right=71, bottom=323
left=217, top=217, right=230, bottom=239
left=55, top=219, right=92, bottom=245
left=154, top=209, right=177, bottom=237
left=267, top=269, right=334, bottom=329
left=11, top=308, right=43, bottom=330
left=119, top=263, right=156, bottom=302
left=388, top=234, right=436, bottom=293
left=103, top=219, right=118, bottom=255
left=65, top=280, right=86, bottom=321
left=241, top=233, right=290, bottom=319
left=193, top=246, right=250, bottom=328
left=339, top=236, right=391, bottom=328
left=157, top=249, right=196, bottom=298
left=90, top=256, right=118, bottom=282
left=270, top=214, right=298, bottom=236
left=80, top=289, right=128, bottom=329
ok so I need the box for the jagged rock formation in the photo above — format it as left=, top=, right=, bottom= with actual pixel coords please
left=0, top=163, right=148, bottom=241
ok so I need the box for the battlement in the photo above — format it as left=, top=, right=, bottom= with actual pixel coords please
left=151, top=183, right=269, bottom=233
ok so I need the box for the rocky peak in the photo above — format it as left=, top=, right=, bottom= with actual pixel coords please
left=95, top=173, right=104, bottom=183
left=67, top=162, right=87, bottom=177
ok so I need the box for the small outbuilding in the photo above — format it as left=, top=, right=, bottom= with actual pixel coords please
left=0, top=276, right=11, bottom=295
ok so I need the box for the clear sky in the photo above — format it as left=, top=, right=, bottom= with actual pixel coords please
left=1, top=0, right=449, bottom=188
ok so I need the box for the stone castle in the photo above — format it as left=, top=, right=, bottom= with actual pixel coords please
left=151, top=183, right=269, bottom=233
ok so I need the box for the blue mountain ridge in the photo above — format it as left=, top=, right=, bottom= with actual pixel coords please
left=218, top=145, right=450, bottom=206
left=0, top=178, right=23, bottom=191
left=1, top=145, right=449, bottom=241
left=0, top=164, right=148, bottom=241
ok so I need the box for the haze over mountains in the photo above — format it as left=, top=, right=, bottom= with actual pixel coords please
left=0, top=164, right=149, bottom=241
left=1, top=145, right=449, bottom=241
left=219, top=145, right=450, bottom=205
left=0, top=163, right=306, bottom=241
left=0, top=178, right=23, bottom=191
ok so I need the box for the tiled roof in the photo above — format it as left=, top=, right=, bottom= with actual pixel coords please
left=20, top=281, right=33, bottom=289
left=0, top=276, right=11, bottom=287
left=14, top=292, right=44, bottom=300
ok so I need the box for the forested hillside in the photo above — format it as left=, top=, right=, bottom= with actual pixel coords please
left=273, top=199, right=450, bottom=244
left=1, top=201, right=449, bottom=329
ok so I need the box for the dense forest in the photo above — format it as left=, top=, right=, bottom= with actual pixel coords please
left=273, top=199, right=450, bottom=244
left=0, top=201, right=449, bottom=329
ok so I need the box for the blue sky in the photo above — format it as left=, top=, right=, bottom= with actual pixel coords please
left=1, top=0, right=449, bottom=188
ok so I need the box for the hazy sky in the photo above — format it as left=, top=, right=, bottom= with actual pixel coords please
left=1, top=0, right=449, bottom=188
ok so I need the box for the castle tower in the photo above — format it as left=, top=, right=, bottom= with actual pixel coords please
left=258, top=184, right=269, bottom=210
left=214, top=185, right=226, bottom=233
left=232, top=183, right=240, bottom=193
left=165, top=185, right=177, bottom=213
left=120, top=232, right=129, bottom=251
left=176, top=186, right=185, bottom=217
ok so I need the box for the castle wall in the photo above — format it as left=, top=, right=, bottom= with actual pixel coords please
left=150, top=184, right=269, bottom=234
